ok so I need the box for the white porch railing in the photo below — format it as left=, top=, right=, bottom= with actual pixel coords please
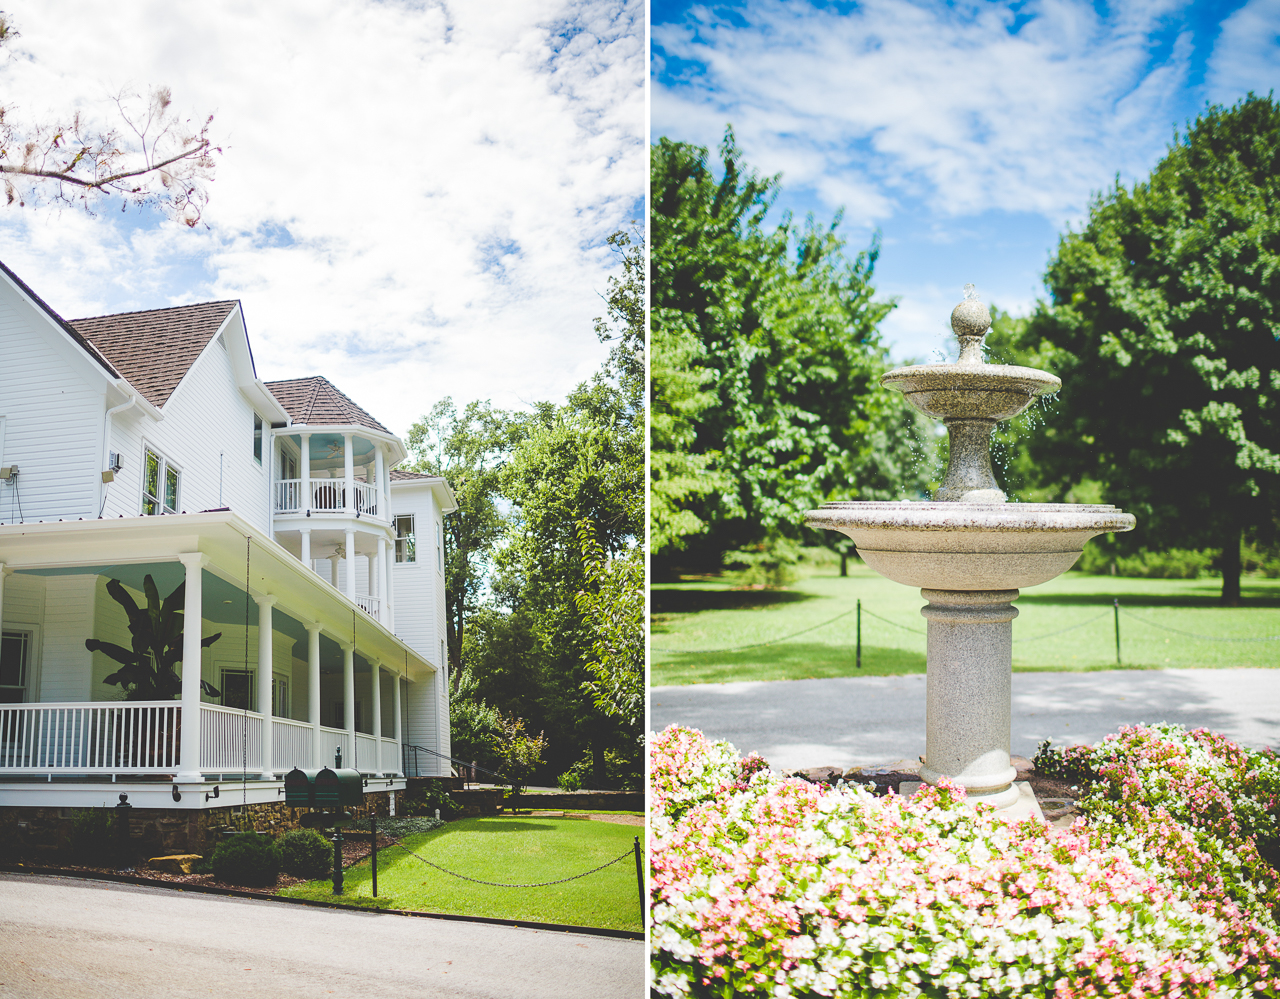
left=320, top=726, right=351, bottom=769
left=380, top=738, right=400, bottom=774
left=354, top=594, right=381, bottom=620
left=199, top=705, right=263, bottom=772
left=355, top=734, right=378, bottom=772
left=0, top=702, right=180, bottom=773
left=273, top=477, right=385, bottom=521
left=272, top=718, right=313, bottom=772
left=275, top=478, right=304, bottom=513
left=353, top=481, right=378, bottom=518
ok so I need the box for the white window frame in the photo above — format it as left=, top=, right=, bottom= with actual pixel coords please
left=394, top=514, right=416, bottom=563
left=141, top=444, right=180, bottom=516
left=253, top=414, right=264, bottom=465
left=436, top=520, right=443, bottom=573
left=0, top=628, right=35, bottom=704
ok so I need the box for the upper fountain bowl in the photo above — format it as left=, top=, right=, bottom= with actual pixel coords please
left=882, top=364, right=1061, bottom=422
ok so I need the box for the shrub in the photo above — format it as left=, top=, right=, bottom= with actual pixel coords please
left=210, top=832, right=281, bottom=887
left=1075, top=541, right=1218, bottom=578
left=557, top=746, right=644, bottom=792
left=278, top=828, right=331, bottom=879
left=721, top=537, right=802, bottom=589
left=404, top=782, right=460, bottom=818
left=68, top=808, right=115, bottom=865
left=650, top=725, right=1280, bottom=998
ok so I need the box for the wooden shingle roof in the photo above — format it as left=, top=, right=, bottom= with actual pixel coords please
left=390, top=469, right=436, bottom=481
left=265, top=376, right=391, bottom=434
left=68, top=301, right=239, bottom=408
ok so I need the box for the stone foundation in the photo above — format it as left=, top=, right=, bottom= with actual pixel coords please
left=0, top=790, right=397, bottom=863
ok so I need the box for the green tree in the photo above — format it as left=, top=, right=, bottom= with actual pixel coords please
left=1027, top=94, right=1280, bottom=604
left=405, top=398, right=510, bottom=689
left=574, top=520, right=642, bottom=729
left=650, top=130, right=933, bottom=569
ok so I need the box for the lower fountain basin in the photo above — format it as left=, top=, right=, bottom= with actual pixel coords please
left=805, top=501, right=1136, bottom=590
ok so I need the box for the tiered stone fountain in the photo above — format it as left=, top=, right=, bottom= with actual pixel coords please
left=806, top=287, right=1135, bottom=814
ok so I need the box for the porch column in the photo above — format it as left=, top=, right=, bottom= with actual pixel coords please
left=386, top=550, right=396, bottom=632
left=300, top=527, right=312, bottom=571
left=341, top=642, right=355, bottom=768
left=255, top=595, right=276, bottom=778
left=368, top=548, right=377, bottom=611
left=344, top=528, right=357, bottom=602
left=392, top=672, right=403, bottom=776
left=374, top=445, right=386, bottom=521
left=300, top=433, right=312, bottom=513
left=307, top=624, right=322, bottom=768
left=329, top=554, right=339, bottom=589
left=176, top=553, right=207, bottom=783
left=343, top=433, right=354, bottom=515
left=371, top=661, right=383, bottom=775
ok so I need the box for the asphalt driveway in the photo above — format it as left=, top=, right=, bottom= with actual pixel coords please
left=650, top=668, right=1280, bottom=771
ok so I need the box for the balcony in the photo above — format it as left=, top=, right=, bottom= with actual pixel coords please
left=274, top=478, right=382, bottom=521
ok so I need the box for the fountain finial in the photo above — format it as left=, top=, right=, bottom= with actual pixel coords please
left=950, top=285, right=991, bottom=364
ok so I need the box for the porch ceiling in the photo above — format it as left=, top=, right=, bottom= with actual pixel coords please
left=0, top=512, right=433, bottom=682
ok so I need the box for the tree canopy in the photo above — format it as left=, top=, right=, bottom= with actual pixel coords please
left=1025, top=94, right=1280, bottom=603
left=650, top=131, right=933, bottom=569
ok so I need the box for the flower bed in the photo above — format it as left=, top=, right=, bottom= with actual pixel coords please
left=649, top=724, right=1280, bottom=998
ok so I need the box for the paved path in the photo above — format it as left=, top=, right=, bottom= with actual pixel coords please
left=650, top=668, right=1280, bottom=771
left=0, top=874, right=644, bottom=999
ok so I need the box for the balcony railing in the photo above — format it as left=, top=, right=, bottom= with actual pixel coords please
left=354, top=594, right=382, bottom=621
left=274, top=478, right=384, bottom=521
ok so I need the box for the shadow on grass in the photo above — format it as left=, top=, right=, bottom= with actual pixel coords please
left=1019, top=582, right=1280, bottom=609
left=651, top=587, right=816, bottom=614
left=651, top=643, right=926, bottom=686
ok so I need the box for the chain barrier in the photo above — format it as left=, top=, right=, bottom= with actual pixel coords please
left=1012, top=609, right=1112, bottom=644
left=382, top=834, right=634, bottom=888
left=1118, top=607, right=1280, bottom=643
left=649, top=607, right=857, bottom=654
left=859, top=606, right=926, bottom=636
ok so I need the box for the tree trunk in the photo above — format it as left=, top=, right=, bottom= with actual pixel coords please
left=592, top=742, right=606, bottom=790
left=839, top=552, right=847, bottom=577
left=1221, top=522, right=1242, bottom=606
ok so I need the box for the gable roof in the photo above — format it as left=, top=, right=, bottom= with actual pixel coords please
left=265, top=376, right=391, bottom=434
left=390, top=469, right=436, bottom=481
left=68, top=301, right=240, bottom=408
left=0, top=258, right=119, bottom=378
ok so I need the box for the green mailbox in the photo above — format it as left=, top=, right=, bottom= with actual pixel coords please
left=285, top=767, right=364, bottom=807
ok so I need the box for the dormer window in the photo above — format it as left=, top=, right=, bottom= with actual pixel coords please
left=143, top=447, right=179, bottom=515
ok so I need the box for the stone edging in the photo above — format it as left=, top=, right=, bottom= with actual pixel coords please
left=0, top=864, right=645, bottom=941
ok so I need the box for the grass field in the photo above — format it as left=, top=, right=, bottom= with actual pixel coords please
left=279, top=816, right=643, bottom=931
left=651, top=564, right=1280, bottom=686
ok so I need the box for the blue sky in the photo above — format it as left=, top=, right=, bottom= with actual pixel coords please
left=0, top=1, right=644, bottom=437
left=652, top=0, right=1280, bottom=362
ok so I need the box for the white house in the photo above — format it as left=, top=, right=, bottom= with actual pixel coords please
left=0, top=258, right=456, bottom=815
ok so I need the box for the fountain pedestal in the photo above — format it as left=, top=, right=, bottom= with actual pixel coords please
left=917, top=588, right=1020, bottom=808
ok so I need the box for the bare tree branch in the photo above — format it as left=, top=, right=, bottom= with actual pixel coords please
left=0, top=18, right=218, bottom=226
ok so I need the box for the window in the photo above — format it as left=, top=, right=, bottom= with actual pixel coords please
left=220, top=668, right=253, bottom=710
left=281, top=449, right=297, bottom=482
left=1, top=631, right=30, bottom=703
left=436, top=521, right=443, bottom=572
left=253, top=414, right=264, bottom=465
left=394, top=515, right=415, bottom=563
left=440, top=640, right=446, bottom=669
left=272, top=675, right=289, bottom=717
left=142, top=447, right=179, bottom=515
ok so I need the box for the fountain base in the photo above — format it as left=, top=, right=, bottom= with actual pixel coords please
left=899, top=780, right=1044, bottom=822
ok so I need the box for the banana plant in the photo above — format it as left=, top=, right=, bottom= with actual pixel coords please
left=85, top=575, right=223, bottom=700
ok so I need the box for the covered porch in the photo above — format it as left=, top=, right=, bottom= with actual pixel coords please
left=0, top=512, right=443, bottom=808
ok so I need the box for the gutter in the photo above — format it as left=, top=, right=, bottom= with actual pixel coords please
left=99, top=391, right=138, bottom=516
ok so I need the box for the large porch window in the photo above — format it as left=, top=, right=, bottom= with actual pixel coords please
left=1, top=631, right=30, bottom=703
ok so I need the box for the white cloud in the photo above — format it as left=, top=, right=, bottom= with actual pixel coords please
left=0, top=0, right=644, bottom=436
left=1205, top=0, right=1280, bottom=106
left=653, top=0, right=1196, bottom=226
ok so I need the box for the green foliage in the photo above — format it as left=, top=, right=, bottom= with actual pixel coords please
left=277, top=828, right=331, bottom=880
left=573, top=521, right=643, bottom=728
left=557, top=746, right=641, bottom=792
left=210, top=832, right=281, bottom=887
left=448, top=662, right=503, bottom=772
left=405, top=399, right=511, bottom=685
left=650, top=130, right=934, bottom=565
left=68, top=808, right=115, bottom=865
left=720, top=536, right=804, bottom=589
left=1027, top=94, right=1280, bottom=604
left=1076, top=540, right=1218, bottom=578
left=490, top=712, right=549, bottom=797
left=85, top=575, right=222, bottom=700
left=404, top=782, right=461, bottom=818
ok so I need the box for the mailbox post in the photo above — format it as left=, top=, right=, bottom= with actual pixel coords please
left=284, top=761, right=364, bottom=895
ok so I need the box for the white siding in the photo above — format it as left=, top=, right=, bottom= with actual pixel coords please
left=0, top=284, right=107, bottom=523
left=103, top=320, right=270, bottom=531
left=403, top=669, right=447, bottom=775
left=39, top=575, right=96, bottom=702
left=389, top=484, right=444, bottom=664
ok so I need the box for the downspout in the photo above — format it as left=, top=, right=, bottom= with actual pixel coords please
left=100, top=393, right=138, bottom=518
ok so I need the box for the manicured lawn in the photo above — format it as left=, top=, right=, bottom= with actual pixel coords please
left=278, top=816, right=643, bottom=931
left=651, top=564, right=1280, bottom=685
